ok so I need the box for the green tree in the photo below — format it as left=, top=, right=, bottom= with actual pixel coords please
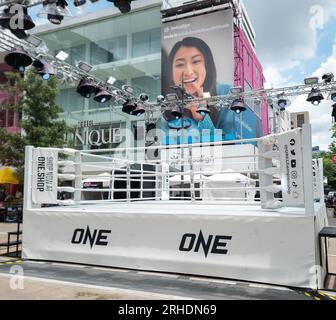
left=314, top=124, right=336, bottom=191
left=0, top=70, right=69, bottom=182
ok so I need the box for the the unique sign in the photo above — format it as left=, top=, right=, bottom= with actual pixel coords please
left=75, top=127, right=121, bottom=146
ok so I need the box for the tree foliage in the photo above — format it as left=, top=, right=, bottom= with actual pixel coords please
left=0, top=71, right=69, bottom=182
left=314, top=123, right=336, bottom=191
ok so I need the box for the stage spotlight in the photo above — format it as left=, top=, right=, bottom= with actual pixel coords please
left=157, top=95, right=165, bottom=103
left=267, top=97, right=274, bottom=106
left=122, top=99, right=137, bottom=114
left=165, top=93, right=179, bottom=102
left=33, top=59, right=54, bottom=80
left=131, top=104, right=146, bottom=116
left=146, top=122, right=156, bottom=132
left=55, top=50, right=69, bottom=61
left=76, top=77, right=97, bottom=98
left=94, top=88, right=113, bottom=103
left=277, top=97, right=287, bottom=111
left=230, top=86, right=243, bottom=95
left=76, top=61, right=92, bottom=73
left=331, top=92, right=336, bottom=103
left=107, top=76, right=116, bottom=85
left=304, top=77, right=319, bottom=85
left=196, top=103, right=211, bottom=116
left=171, top=104, right=183, bottom=119
left=230, top=99, right=246, bottom=114
left=122, top=85, right=134, bottom=95
left=4, top=47, right=33, bottom=74
left=223, top=101, right=231, bottom=108
left=0, top=5, right=35, bottom=39
left=322, top=73, right=334, bottom=83
left=107, top=0, right=131, bottom=14
left=37, top=0, right=71, bottom=25
left=306, top=88, right=324, bottom=106
left=254, top=98, right=261, bottom=105
left=332, top=104, right=336, bottom=122
left=73, top=0, right=86, bottom=6
left=139, top=93, right=149, bottom=102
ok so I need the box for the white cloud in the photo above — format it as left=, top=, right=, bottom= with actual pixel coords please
left=288, top=44, right=336, bottom=151
left=263, top=60, right=301, bottom=88
left=243, top=0, right=335, bottom=67
left=241, top=0, right=336, bottom=150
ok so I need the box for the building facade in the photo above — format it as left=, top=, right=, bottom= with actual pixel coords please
left=291, top=111, right=310, bottom=129
left=0, top=63, right=21, bottom=135
left=25, top=0, right=268, bottom=155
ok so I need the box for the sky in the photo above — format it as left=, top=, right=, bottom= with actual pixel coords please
left=29, top=0, right=336, bottom=151
left=243, top=0, right=336, bottom=151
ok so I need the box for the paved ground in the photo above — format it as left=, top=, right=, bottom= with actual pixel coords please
left=0, top=214, right=335, bottom=300
left=0, top=259, right=319, bottom=300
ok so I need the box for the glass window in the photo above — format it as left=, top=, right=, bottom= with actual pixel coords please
left=132, top=28, right=161, bottom=58
left=131, top=76, right=160, bottom=101
left=7, top=110, right=14, bottom=127
left=254, top=101, right=261, bottom=117
left=0, top=110, right=6, bottom=127
left=56, top=45, right=86, bottom=67
left=297, top=114, right=305, bottom=128
left=56, top=88, right=85, bottom=113
left=90, top=35, right=127, bottom=65
left=244, top=80, right=253, bottom=110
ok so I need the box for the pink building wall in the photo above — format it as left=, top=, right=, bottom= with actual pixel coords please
left=0, top=63, right=21, bottom=135
left=234, top=27, right=269, bottom=135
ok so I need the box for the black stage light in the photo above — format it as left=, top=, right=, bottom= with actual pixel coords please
left=4, top=47, right=33, bottom=74
left=93, top=88, right=113, bottom=103
left=76, top=78, right=97, bottom=98
left=230, top=99, right=246, bottom=114
left=37, top=0, right=70, bottom=25
left=131, top=104, right=145, bottom=116
left=146, top=122, right=156, bottom=132
left=322, top=73, right=334, bottom=83
left=48, top=14, right=63, bottom=25
left=32, top=59, right=54, bottom=80
left=0, top=5, right=35, bottom=39
left=73, top=0, right=86, bottom=6
left=107, top=0, right=131, bottom=14
left=277, top=98, right=287, bottom=111
left=157, top=95, right=165, bottom=103
left=171, top=104, right=183, bottom=119
left=332, top=103, right=336, bottom=122
left=196, top=103, right=211, bottom=116
left=306, top=88, right=324, bottom=106
left=331, top=92, right=336, bottom=103
left=122, top=99, right=137, bottom=114
left=139, top=93, right=149, bottom=102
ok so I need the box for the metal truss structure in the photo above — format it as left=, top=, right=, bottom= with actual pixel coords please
left=1, top=23, right=336, bottom=115
left=0, top=0, right=44, bottom=8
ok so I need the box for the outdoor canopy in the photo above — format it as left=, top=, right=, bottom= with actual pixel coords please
left=0, top=167, right=19, bottom=184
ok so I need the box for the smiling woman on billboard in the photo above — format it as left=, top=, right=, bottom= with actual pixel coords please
left=161, top=37, right=231, bottom=143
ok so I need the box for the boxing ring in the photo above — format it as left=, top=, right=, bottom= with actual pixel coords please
left=22, top=125, right=329, bottom=289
